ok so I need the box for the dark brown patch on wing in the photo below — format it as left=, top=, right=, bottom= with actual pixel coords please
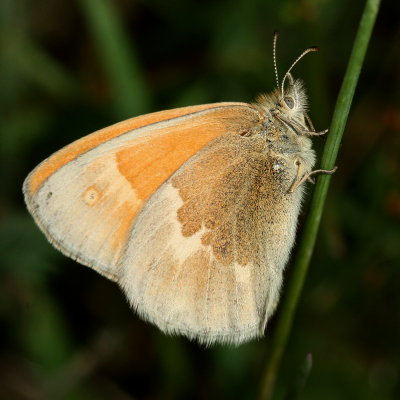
left=171, top=133, right=293, bottom=267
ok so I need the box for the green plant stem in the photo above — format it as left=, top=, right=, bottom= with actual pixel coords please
left=79, top=0, right=151, bottom=118
left=258, top=0, right=381, bottom=399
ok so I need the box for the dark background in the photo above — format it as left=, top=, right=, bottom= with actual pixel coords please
left=1, top=0, right=399, bottom=399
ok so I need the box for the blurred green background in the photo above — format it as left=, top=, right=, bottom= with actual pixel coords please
left=1, top=0, right=399, bottom=399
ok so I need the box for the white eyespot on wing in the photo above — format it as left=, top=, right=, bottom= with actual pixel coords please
left=27, top=152, right=142, bottom=281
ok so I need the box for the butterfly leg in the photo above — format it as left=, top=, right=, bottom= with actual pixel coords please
left=288, top=161, right=337, bottom=193
left=307, top=128, right=329, bottom=136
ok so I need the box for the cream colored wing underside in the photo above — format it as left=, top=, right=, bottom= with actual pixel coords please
left=119, top=181, right=281, bottom=345
left=118, top=133, right=296, bottom=345
left=24, top=105, right=296, bottom=345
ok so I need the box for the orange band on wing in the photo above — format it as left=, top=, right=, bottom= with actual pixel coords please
left=116, top=107, right=251, bottom=202
left=28, top=103, right=246, bottom=195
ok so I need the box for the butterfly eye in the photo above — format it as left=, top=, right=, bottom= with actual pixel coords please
left=284, top=96, right=295, bottom=109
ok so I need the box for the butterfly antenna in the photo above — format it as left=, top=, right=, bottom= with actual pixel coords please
left=280, top=46, right=319, bottom=97
left=273, top=31, right=280, bottom=89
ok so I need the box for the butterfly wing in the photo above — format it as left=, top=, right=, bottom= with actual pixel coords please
left=23, top=103, right=258, bottom=281
left=119, top=129, right=302, bottom=345
left=24, top=102, right=299, bottom=344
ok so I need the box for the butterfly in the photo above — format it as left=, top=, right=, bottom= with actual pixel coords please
left=23, top=33, right=335, bottom=345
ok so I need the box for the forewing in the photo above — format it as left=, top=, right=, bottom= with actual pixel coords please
left=23, top=103, right=259, bottom=282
